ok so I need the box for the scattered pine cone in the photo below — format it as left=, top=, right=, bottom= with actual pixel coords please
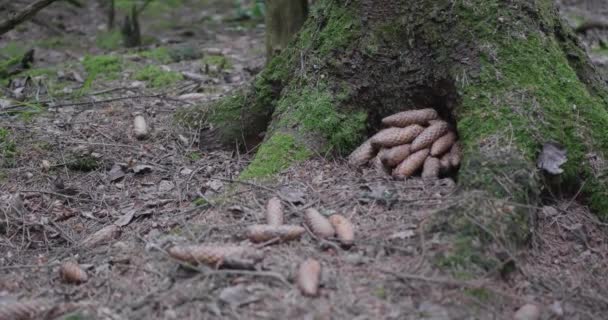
left=348, top=109, right=462, bottom=179
left=168, top=244, right=262, bottom=269
left=246, top=225, right=305, bottom=243
left=265, top=197, right=284, bottom=226
left=328, top=215, right=354, bottom=247
left=297, top=258, right=321, bottom=297
left=59, top=261, right=88, bottom=284
left=305, top=208, right=335, bottom=239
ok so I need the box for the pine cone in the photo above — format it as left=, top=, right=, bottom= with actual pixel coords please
left=328, top=215, right=354, bottom=247
left=82, top=225, right=120, bottom=248
left=421, top=157, right=440, bottom=178
left=393, top=148, right=430, bottom=178
left=439, top=152, right=452, bottom=172
left=266, top=197, right=284, bottom=226
left=305, top=208, right=335, bottom=239
left=297, top=258, right=321, bottom=297
left=379, top=144, right=411, bottom=167
left=246, top=225, right=305, bottom=243
left=371, top=155, right=390, bottom=176
left=381, top=108, right=438, bottom=127
left=348, top=139, right=376, bottom=167
left=59, top=261, right=88, bottom=284
left=410, top=121, right=449, bottom=151
left=168, top=244, right=259, bottom=268
left=430, top=131, right=457, bottom=156
left=449, top=142, right=463, bottom=167
left=370, top=125, right=424, bottom=148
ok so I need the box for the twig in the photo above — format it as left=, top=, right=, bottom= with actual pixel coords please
left=0, top=0, right=59, bottom=35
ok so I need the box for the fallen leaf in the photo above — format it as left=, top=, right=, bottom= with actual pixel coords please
left=114, top=209, right=136, bottom=227
left=537, top=142, right=567, bottom=174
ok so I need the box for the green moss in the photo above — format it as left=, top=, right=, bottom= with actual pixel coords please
left=239, top=133, right=311, bottom=180
left=134, top=65, right=183, bottom=88
left=202, top=54, right=232, bottom=70
left=277, top=84, right=367, bottom=154
left=453, top=0, right=608, bottom=216
left=96, top=31, right=123, bottom=50
left=299, top=1, right=360, bottom=56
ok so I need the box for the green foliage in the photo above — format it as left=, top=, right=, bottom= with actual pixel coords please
left=140, top=47, right=172, bottom=63
left=234, top=0, right=265, bottom=20
left=134, top=65, right=183, bottom=88
left=67, top=154, right=100, bottom=172
left=298, top=2, right=360, bottom=56
left=0, top=42, right=27, bottom=59
left=83, top=55, right=123, bottom=78
left=240, top=133, right=311, bottom=180
left=96, top=31, right=123, bottom=50
left=0, top=128, right=17, bottom=168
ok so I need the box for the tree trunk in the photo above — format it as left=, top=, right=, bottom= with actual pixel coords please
left=265, top=0, right=308, bottom=60
left=182, top=0, right=608, bottom=272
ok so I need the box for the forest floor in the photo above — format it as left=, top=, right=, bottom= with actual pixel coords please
left=1, top=1, right=608, bottom=319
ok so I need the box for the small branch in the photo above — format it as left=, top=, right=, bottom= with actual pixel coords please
left=0, top=0, right=60, bottom=36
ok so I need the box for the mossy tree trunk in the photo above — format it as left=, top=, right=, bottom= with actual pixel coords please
left=265, top=0, right=308, bottom=60
left=186, top=0, right=608, bottom=272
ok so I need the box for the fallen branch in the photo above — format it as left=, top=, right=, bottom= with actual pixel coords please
left=0, top=0, right=60, bottom=36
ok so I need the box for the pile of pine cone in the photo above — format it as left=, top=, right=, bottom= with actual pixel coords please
left=348, top=108, right=462, bottom=178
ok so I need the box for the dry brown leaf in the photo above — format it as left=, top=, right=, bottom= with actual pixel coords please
left=328, top=215, right=354, bottom=247
left=379, top=144, right=411, bottom=167
left=370, top=125, right=424, bottom=148
left=81, top=225, right=120, bottom=248
left=411, top=121, right=449, bottom=151
left=246, top=225, right=305, bottom=243
left=265, top=197, right=284, bottom=226
left=421, top=157, right=440, bottom=179
left=59, top=261, right=88, bottom=284
left=393, top=148, right=430, bottom=178
left=305, top=208, right=335, bottom=239
left=297, top=258, right=321, bottom=297
left=51, top=200, right=76, bottom=221
left=168, top=244, right=263, bottom=269
left=347, top=139, right=376, bottom=167
left=430, top=131, right=457, bottom=156
left=381, top=108, right=438, bottom=127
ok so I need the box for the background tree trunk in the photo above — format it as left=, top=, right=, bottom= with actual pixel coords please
left=182, top=0, right=608, bottom=271
left=265, top=0, right=308, bottom=60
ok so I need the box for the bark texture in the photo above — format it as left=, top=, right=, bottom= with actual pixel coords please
left=181, top=0, right=608, bottom=272
left=265, top=0, right=308, bottom=60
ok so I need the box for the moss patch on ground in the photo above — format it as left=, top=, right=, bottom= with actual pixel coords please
left=239, top=133, right=311, bottom=180
left=202, top=54, right=232, bottom=70
left=134, top=65, right=183, bottom=88
left=96, top=31, right=123, bottom=51
left=0, top=128, right=17, bottom=168
left=277, top=84, right=367, bottom=154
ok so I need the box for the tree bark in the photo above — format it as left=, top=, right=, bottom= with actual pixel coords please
left=265, top=0, right=308, bottom=60
left=0, top=0, right=59, bottom=36
left=183, top=0, right=608, bottom=272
